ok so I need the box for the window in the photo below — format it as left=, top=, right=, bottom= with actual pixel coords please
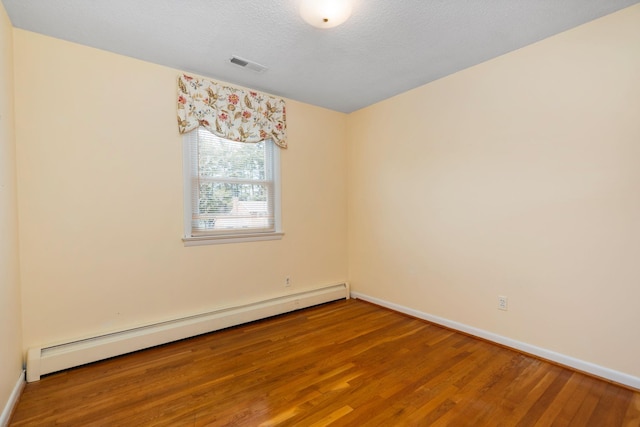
left=183, top=127, right=282, bottom=245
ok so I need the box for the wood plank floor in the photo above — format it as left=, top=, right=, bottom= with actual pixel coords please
left=10, top=299, right=640, bottom=426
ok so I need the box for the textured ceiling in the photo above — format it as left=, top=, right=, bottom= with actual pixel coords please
left=3, top=0, right=639, bottom=113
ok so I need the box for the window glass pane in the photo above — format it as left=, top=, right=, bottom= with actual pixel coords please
left=198, top=135, right=266, bottom=181
left=197, top=182, right=268, bottom=216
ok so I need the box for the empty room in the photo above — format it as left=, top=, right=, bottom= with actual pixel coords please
left=1, top=0, right=640, bottom=425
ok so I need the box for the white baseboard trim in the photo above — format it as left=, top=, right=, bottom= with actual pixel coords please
left=0, top=370, right=25, bottom=427
left=351, top=291, right=640, bottom=390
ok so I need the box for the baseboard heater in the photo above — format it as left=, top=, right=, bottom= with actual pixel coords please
left=26, top=283, right=349, bottom=382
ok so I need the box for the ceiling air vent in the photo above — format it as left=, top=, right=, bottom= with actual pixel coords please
left=230, top=55, right=268, bottom=73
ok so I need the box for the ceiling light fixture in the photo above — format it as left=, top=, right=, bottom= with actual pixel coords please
left=299, top=0, right=352, bottom=29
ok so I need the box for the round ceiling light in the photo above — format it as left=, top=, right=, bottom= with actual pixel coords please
left=299, top=0, right=353, bottom=29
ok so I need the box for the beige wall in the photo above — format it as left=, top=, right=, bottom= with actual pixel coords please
left=13, top=29, right=348, bottom=349
left=348, top=5, right=640, bottom=378
left=0, top=0, right=23, bottom=412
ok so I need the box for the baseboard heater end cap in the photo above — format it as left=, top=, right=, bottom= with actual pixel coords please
left=26, top=347, right=42, bottom=382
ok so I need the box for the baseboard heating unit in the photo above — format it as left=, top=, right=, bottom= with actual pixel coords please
left=26, top=283, right=349, bottom=382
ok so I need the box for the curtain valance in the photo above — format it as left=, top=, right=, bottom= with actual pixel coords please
left=177, top=74, right=287, bottom=148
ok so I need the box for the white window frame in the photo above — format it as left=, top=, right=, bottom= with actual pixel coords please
left=182, top=129, right=283, bottom=246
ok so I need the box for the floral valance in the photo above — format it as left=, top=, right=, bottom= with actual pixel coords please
left=177, top=74, right=287, bottom=149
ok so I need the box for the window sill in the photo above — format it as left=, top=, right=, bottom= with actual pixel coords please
left=183, top=232, right=284, bottom=246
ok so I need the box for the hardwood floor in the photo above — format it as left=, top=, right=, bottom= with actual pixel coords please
left=10, top=299, right=640, bottom=426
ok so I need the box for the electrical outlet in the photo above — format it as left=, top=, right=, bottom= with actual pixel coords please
left=498, top=296, right=508, bottom=311
left=285, top=277, right=291, bottom=287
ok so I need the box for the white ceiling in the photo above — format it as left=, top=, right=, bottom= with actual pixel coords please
left=3, top=0, right=639, bottom=113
